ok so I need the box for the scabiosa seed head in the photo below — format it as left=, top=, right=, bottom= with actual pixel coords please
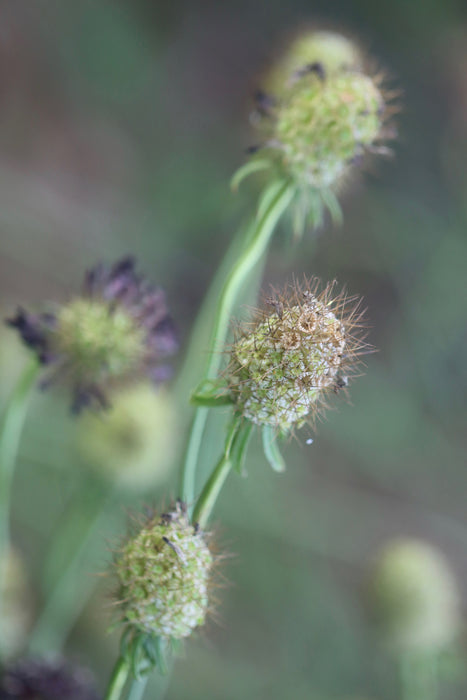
left=270, top=70, right=384, bottom=190
left=263, top=30, right=363, bottom=95
left=367, top=539, right=461, bottom=653
left=0, top=658, right=99, bottom=700
left=247, top=41, right=395, bottom=232
left=75, top=383, right=176, bottom=488
left=114, top=501, right=213, bottom=640
left=6, top=257, right=177, bottom=412
left=228, top=279, right=367, bottom=434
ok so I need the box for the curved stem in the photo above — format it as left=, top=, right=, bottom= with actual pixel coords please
left=180, top=181, right=293, bottom=508
left=127, top=677, right=149, bottom=700
left=28, top=481, right=114, bottom=653
left=104, top=656, right=130, bottom=700
left=0, top=359, right=39, bottom=632
left=192, top=416, right=241, bottom=528
left=400, top=652, right=438, bottom=700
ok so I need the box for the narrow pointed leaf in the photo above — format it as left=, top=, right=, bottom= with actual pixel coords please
left=230, top=421, right=253, bottom=476
left=230, top=159, right=271, bottom=191
left=191, top=379, right=233, bottom=407
left=154, top=636, right=169, bottom=675
left=321, top=187, right=343, bottom=226
left=262, top=425, right=286, bottom=472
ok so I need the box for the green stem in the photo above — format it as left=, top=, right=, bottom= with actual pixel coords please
left=28, top=482, right=114, bottom=653
left=104, top=656, right=130, bottom=700
left=192, top=416, right=241, bottom=528
left=126, top=677, right=149, bottom=700
left=400, top=652, right=438, bottom=700
left=180, top=180, right=293, bottom=508
left=0, top=359, right=39, bottom=633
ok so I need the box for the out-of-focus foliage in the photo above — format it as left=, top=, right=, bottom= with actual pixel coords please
left=1, top=1, right=467, bottom=699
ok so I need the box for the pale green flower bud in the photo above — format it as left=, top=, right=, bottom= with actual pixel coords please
left=228, top=279, right=366, bottom=434
left=75, top=383, right=176, bottom=488
left=264, top=30, right=363, bottom=95
left=367, top=539, right=461, bottom=653
left=7, top=257, right=177, bottom=412
left=114, top=502, right=212, bottom=640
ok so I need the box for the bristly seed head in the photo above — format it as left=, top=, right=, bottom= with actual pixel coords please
left=6, top=257, right=178, bottom=412
left=247, top=31, right=396, bottom=233
left=256, top=69, right=387, bottom=192
left=227, top=278, right=369, bottom=435
left=113, top=502, right=213, bottom=641
left=274, top=71, right=384, bottom=189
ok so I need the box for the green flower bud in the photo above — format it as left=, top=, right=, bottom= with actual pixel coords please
left=264, top=30, right=363, bottom=95
left=114, top=502, right=212, bottom=640
left=7, top=257, right=177, bottom=412
left=274, top=71, right=383, bottom=189
left=228, top=279, right=366, bottom=434
left=75, top=383, right=176, bottom=488
left=367, top=539, right=461, bottom=653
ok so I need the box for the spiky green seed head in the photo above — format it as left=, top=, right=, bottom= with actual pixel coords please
left=264, top=30, right=363, bottom=95
left=75, top=383, right=176, bottom=488
left=367, top=539, right=461, bottom=653
left=274, top=71, right=383, bottom=189
left=228, top=279, right=366, bottom=434
left=114, top=503, right=212, bottom=640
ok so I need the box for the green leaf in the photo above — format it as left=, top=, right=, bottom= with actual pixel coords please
left=142, top=635, right=159, bottom=667
left=320, top=187, right=343, bottom=226
left=153, top=636, right=169, bottom=675
left=130, top=634, right=147, bottom=679
left=307, top=190, right=324, bottom=229
left=120, top=627, right=132, bottom=659
left=230, top=421, right=253, bottom=476
left=262, top=425, right=286, bottom=472
left=190, top=379, right=233, bottom=407
left=230, top=158, right=271, bottom=191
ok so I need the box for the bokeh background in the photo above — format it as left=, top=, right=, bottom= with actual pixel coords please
left=1, top=1, right=467, bottom=698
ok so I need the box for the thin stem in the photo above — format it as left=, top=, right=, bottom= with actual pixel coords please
left=126, top=677, right=149, bottom=700
left=192, top=416, right=241, bottom=528
left=0, top=358, right=39, bottom=633
left=400, top=652, right=438, bottom=700
left=180, top=180, right=293, bottom=508
left=28, top=481, right=114, bottom=653
left=104, top=656, right=130, bottom=700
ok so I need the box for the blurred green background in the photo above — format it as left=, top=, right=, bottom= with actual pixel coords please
left=1, top=0, right=467, bottom=698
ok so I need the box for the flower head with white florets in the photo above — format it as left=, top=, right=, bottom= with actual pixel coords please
left=111, top=501, right=215, bottom=675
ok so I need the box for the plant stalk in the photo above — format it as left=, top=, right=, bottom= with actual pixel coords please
left=28, top=481, right=114, bottom=653
left=104, top=655, right=130, bottom=700
left=180, top=180, right=293, bottom=508
left=0, top=358, right=39, bottom=634
left=192, top=415, right=241, bottom=528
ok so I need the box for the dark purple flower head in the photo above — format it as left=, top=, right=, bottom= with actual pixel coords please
left=6, top=257, right=178, bottom=413
left=0, top=658, right=100, bottom=700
